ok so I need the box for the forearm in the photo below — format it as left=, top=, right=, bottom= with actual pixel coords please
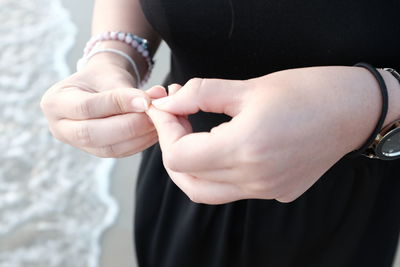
left=87, top=0, right=161, bottom=78
left=264, top=66, right=400, bottom=153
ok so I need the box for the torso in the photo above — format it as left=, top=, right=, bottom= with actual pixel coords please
left=135, top=1, right=400, bottom=266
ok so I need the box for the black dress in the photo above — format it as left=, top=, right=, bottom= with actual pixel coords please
left=135, top=1, right=400, bottom=266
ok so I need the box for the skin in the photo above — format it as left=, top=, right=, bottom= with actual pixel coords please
left=41, top=0, right=162, bottom=158
left=41, top=62, right=167, bottom=158
left=41, top=0, right=400, bottom=203
left=148, top=67, right=400, bottom=204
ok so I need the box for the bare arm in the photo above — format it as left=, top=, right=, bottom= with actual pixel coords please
left=41, top=0, right=166, bottom=159
left=147, top=66, right=400, bottom=204
left=87, top=0, right=161, bottom=79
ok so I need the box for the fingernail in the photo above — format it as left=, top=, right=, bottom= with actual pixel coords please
left=131, top=97, right=149, bottom=112
left=167, top=84, right=180, bottom=95
left=167, top=85, right=174, bottom=94
left=152, top=96, right=171, bottom=108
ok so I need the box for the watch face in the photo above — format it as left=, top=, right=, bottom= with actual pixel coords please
left=377, top=128, right=400, bottom=159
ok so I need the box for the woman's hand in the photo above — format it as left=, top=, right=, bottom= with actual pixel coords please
left=147, top=66, right=400, bottom=204
left=41, top=59, right=167, bottom=158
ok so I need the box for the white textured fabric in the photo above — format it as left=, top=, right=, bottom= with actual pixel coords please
left=0, top=1, right=118, bottom=267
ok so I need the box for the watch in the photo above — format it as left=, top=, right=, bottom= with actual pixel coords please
left=363, top=119, right=400, bottom=160
left=363, top=68, right=400, bottom=160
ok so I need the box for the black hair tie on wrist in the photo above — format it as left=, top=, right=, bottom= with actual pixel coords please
left=347, top=62, right=389, bottom=158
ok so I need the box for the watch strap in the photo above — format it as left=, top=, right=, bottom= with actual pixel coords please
left=363, top=67, right=400, bottom=159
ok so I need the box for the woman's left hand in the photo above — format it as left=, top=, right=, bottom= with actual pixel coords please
left=147, top=66, right=391, bottom=204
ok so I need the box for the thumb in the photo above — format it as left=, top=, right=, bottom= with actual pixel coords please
left=48, top=87, right=152, bottom=120
left=146, top=85, right=168, bottom=99
left=146, top=106, right=192, bottom=154
left=151, top=78, right=246, bottom=117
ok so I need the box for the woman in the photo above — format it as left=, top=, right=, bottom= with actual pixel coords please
left=41, top=0, right=400, bottom=266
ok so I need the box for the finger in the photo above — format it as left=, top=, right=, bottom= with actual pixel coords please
left=147, top=106, right=235, bottom=172
left=166, top=169, right=243, bottom=204
left=152, top=78, right=247, bottom=116
left=166, top=84, right=189, bottom=120
left=146, top=85, right=168, bottom=99
left=146, top=106, right=190, bottom=149
left=83, top=130, right=158, bottom=158
left=167, top=83, right=182, bottom=95
left=56, top=113, right=154, bottom=148
left=165, top=131, right=236, bottom=172
left=46, top=87, right=151, bottom=120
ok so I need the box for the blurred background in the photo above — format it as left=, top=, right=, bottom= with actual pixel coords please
left=0, top=0, right=169, bottom=267
left=0, top=1, right=399, bottom=267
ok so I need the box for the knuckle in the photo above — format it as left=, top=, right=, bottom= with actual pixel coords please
left=74, top=124, right=92, bottom=146
left=124, top=117, right=138, bottom=138
left=40, top=95, right=56, bottom=113
left=189, top=77, right=204, bottom=92
left=162, top=152, right=178, bottom=171
left=110, top=90, right=126, bottom=113
left=48, top=126, right=62, bottom=140
left=162, top=149, right=183, bottom=172
left=187, top=77, right=203, bottom=86
left=47, top=125, right=56, bottom=136
left=75, top=99, right=92, bottom=118
left=39, top=97, right=49, bottom=111
left=95, top=145, right=119, bottom=158
left=187, top=190, right=202, bottom=204
left=186, top=78, right=204, bottom=95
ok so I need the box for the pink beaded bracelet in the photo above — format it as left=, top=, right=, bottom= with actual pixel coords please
left=81, top=31, right=154, bottom=84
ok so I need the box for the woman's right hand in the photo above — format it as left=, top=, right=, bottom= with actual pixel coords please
left=40, top=58, right=167, bottom=158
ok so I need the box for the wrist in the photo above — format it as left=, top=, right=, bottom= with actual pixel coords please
left=86, top=51, right=130, bottom=69
left=85, top=40, right=147, bottom=77
left=378, top=68, right=400, bottom=127
left=344, top=66, right=400, bottom=156
left=78, top=30, right=156, bottom=88
left=353, top=67, right=400, bottom=159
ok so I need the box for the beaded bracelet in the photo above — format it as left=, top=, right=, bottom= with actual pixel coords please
left=78, top=48, right=141, bottom=87
left=347, top=62, right=389, bottom=157
left=78, top=31, right=154, bottom=85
